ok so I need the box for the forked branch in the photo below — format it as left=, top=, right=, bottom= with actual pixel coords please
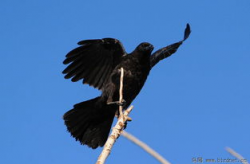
left=96, top=67, right=171, bottom=164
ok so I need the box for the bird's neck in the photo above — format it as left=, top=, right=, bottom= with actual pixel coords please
left=131, top=50, right=151, bottom=60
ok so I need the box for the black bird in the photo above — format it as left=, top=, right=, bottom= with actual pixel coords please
left=63, top=24, right=191, bottom=149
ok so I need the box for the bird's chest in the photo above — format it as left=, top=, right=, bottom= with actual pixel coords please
left=121, top=56, right=150, bottom=83
left=102, top=55, right=150, bottom=105
left=115, top=56, right=150, bottom=102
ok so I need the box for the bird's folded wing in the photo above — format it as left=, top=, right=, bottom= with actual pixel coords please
left=150, top=23, right=191, bottom=68
left=62, top=38, right=126, bottom=90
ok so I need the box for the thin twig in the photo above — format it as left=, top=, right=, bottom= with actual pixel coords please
left=119, top=68, right=124, bottom=117
left=226, top=147, right=249, bottom=164
left=96, top=67, right=133, bottom=164
left=121, top=131, right=171, bottom=164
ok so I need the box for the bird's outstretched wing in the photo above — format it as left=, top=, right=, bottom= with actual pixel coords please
left=150, top=23, right=191, bottom=68
left=62, top=38, right=126, bottom=90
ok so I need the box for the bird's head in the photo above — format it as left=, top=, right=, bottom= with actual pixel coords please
left=136, top=42, right=154, bottom=54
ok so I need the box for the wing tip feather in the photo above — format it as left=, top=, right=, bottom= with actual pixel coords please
left=184, top=23, right=191, bottom=41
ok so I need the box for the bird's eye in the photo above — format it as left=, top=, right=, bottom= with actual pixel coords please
left=138, top=42, right=153, bottom=51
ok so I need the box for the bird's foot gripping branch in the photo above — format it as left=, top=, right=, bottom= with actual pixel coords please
left=107, top=99, right=126, bottom=107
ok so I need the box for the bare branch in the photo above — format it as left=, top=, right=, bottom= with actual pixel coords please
left=226, top=147, right=249, bottom=164
left=122, top=131, right=171, bottom=164
left=96, top=67, right=133, bottom=164
left=96, top=67, right=170, bottom=164
left=119, top=67, right=124, bottom=117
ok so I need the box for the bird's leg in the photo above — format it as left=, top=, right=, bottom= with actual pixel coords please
left=107, top=99, right=126, bottom=107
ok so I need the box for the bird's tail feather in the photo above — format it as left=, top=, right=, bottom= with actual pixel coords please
left=63, top=97, right=116, bottom=149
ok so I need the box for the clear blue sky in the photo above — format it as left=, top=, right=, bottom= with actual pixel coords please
left=1, top=0, right=249, bottom=164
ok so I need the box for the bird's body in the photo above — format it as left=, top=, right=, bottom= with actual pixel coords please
left=62, top=24, right=191, bottom=149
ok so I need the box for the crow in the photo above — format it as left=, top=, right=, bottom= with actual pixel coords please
left=62, top=24, right=191, bottom=149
